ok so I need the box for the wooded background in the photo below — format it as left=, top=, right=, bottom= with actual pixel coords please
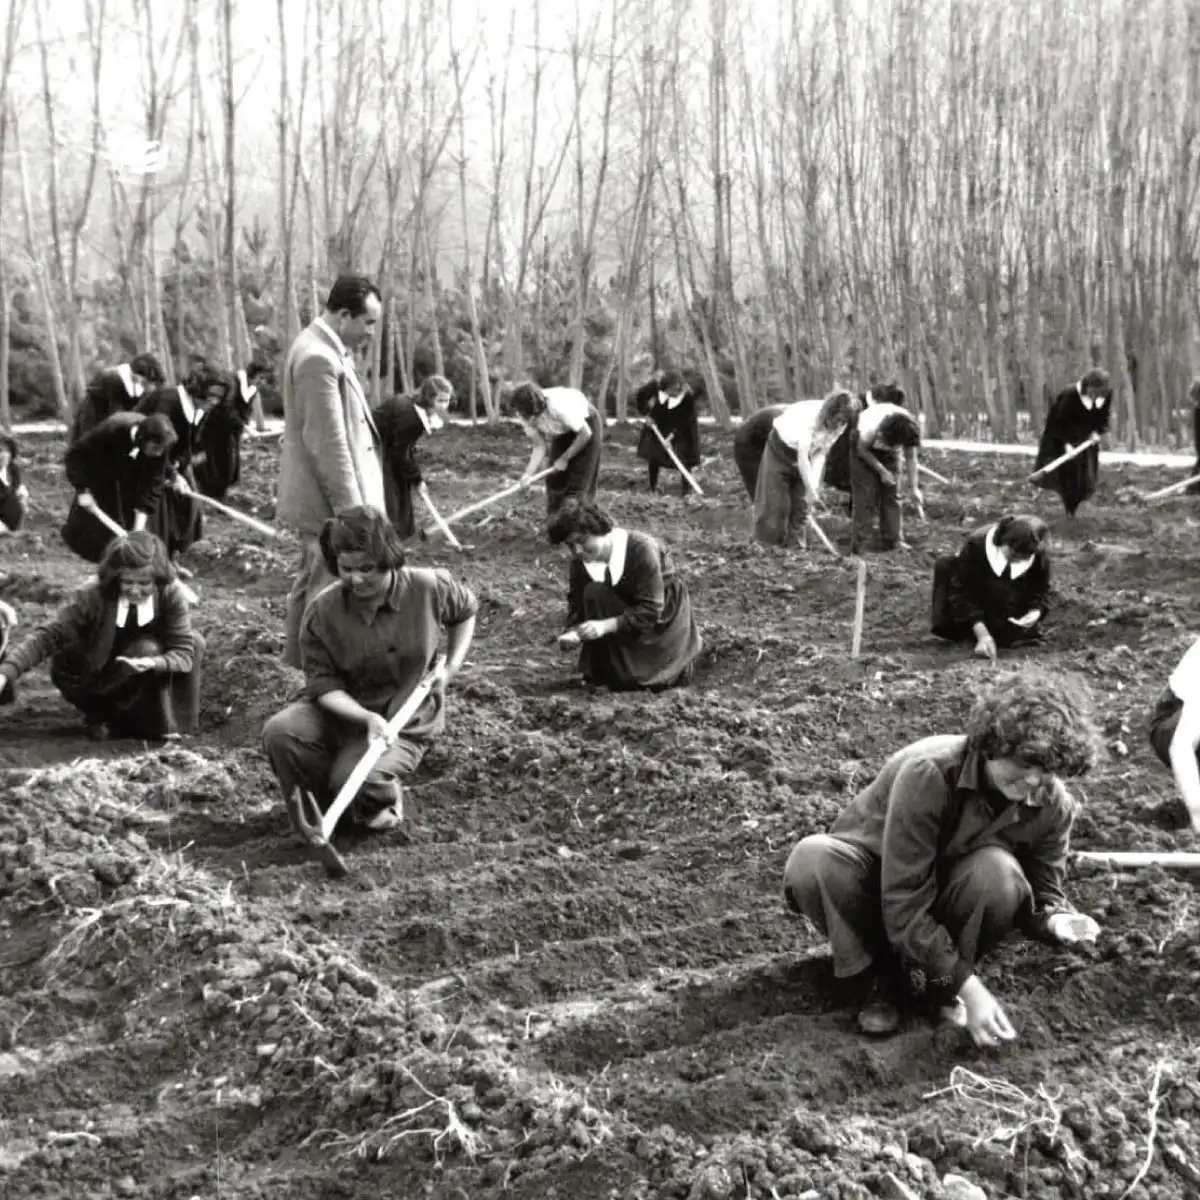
left=0, top=0, right=1197, bottom=444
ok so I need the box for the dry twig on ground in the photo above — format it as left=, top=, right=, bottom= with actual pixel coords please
left=1119, top=1059, right=1167, bottom=1200
left=924, top=1065, right=1086, bottom=1180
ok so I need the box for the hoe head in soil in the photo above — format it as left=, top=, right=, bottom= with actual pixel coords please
left=291, top=788, right=351, bottom=877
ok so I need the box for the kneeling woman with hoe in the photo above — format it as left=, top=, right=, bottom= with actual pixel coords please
left=551, top=499, right=701, bottom=691
left=262, top=505, right=477, bottom=847
left=0, top=531, right=204, bottom=740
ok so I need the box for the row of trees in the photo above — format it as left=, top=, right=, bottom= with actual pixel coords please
left=1, top=0, right=1198, bottom=443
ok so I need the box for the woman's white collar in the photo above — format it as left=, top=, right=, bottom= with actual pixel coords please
left=1076, top=379, right=1106, bottom=411
left=115, top=594, right=156, bottom=627
left=116, top=363, right=142, bottom=399
left=984, top=525, right=1034, bottom=579
left=583, top=527, right=629, bottom=585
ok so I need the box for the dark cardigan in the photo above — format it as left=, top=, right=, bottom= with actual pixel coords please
left=0, top=578, right=196, bottom=687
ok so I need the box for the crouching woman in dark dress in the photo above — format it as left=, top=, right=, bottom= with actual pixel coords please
left=931, top=515, right=1051, bottom=662
left=550, top=499, right=701, bottom=691
left=782, top=669, right=1102, bottom=1046
left=0, top=532, right=204, bottom=740
left=61, top=411, right=178, bottom=564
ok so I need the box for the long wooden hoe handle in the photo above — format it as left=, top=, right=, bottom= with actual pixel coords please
left=191, top=490, right=288, bottom=541
left=1028, top=432, right=1101, bottom=482
left=422, top=468, right=555, bottom=536
left=319, top=657, right=446, bottom=842
left=646, top=421, right=704, bottom=496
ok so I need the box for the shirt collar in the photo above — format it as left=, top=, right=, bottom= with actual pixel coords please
left=346, top=569, right=404, bottom=618
left=177, top=384, right=205, bottom=427
left=984, top=524, right=1035, bottom=580
left=583, top=527, right=629, bottom=586
left=115, top=594, right=156, bottom=627
left=1076, top=380, right=1107, bottom=411
left=129, top=424, right=140, bottom=458
left=659, top=389, right=685, bottom=410
left=414, top=404, right=444, bottom=435
left=116, top=363, right=142, bottom=399
left=237, top=368, right=258, bottom=406
left=957, top=747, right=1049, bottom=813
left=314, top=315, right=350, bottom=360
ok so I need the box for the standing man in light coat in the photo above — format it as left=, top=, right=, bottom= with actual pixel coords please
left=277, top=275, right=385, bottom=667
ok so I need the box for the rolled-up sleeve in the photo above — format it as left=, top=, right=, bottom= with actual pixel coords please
left=1018, top=791, right=1077, bottom=942
left=433, top=569, right=478, bottom=626
left=301, top=605, right=348, bottom=700
left=880, top=757, right=973, bottom=1003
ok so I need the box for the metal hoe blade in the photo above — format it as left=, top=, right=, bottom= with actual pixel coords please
left=289, top=787, right=349, bottom=877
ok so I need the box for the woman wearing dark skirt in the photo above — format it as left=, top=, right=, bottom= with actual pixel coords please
left=733, top=404, right=787, bottom=499
left=550, top=499, right=701, bottom=691
left=137, top=361, right=238, bottom=555
left=931, top=515, right=1051, bottom=662
left=192, top=364, right=269, bottom=500
left=0, top=532, right=204, bottom=740
left=510, top=382, right=604, bottom=516
left=61, top=412, right=178, bottom=565
left=0, top=432, right=28, bottom=533
left=71, top=353, right=166, bottom=442
left=634, top=370, right=701, bottom=495
left=1033, top=368, right=1112, bottom=516
left=374, top=375, right=454, bottom=538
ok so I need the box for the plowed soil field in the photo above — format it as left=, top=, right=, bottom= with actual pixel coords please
left=2, top=421, right=1199, bottom=1200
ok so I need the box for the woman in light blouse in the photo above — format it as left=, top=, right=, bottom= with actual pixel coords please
left=510, top=381, right=604, bottom=516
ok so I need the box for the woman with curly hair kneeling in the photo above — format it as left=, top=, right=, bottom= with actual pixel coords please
left=0, top=531, right=204, bottom=739
left=550, top=499, right=701, bottom=691
left=262, top=505, right=477, bottom=839
left=782, top=669, right=1102, bottom=1045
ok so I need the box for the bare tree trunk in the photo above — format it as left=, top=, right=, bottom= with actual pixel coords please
left=0, top=266, right=10, bottom=429
left=277, top=0, right=297, bottom=349
left=221, top=0, right=240, bottom=366
left=449, top=2, right=493, bottom=419
left=14, top=110, right=70, bottom=423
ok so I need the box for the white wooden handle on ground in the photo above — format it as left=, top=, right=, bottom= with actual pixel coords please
left=806, top=514, right=839, bottom=558
left=191, top=491, right=288, bottom=541
left=319, top=657, right=446, bottom=841
left=418, top=488, right=463, bottom=550
left=646, top=421, right=704, bottom=496
left=431, top=468, right=556, bottom=531
left=1075, top=850, right=1200, bottom=868
left=81, top=499, right=127, bottom=538
left=1143, top=471, right=1200, bottom=502
left=1028, top=433, right=1101, bottom=482
left=918, top=463, right=951, bottom=486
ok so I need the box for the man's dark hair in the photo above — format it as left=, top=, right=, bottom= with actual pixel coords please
left=325, top=275, right=381, bottom=317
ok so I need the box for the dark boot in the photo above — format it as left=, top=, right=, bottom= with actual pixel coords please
left=853, top=961, right=904, bottom=1037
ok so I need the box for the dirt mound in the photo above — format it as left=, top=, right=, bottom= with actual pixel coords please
left=4, top=424, right=1200, bottom=1198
